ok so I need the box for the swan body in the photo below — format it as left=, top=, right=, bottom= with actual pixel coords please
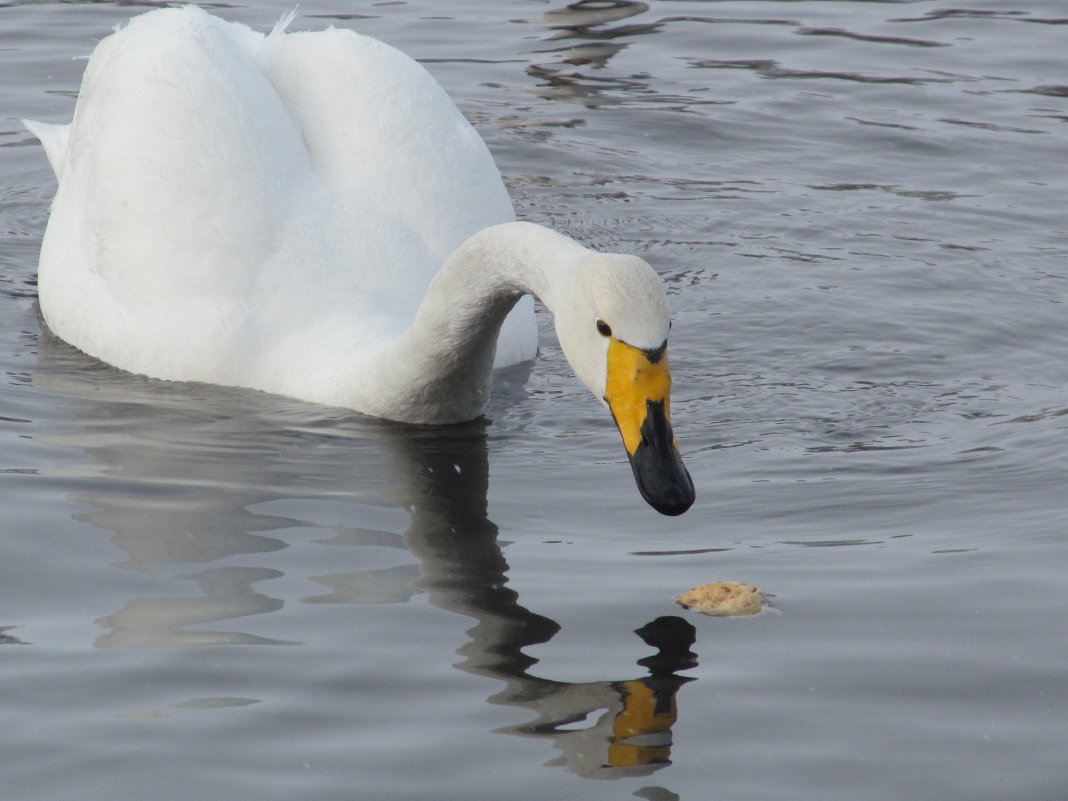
left=28, top=7, right=695, bottom=514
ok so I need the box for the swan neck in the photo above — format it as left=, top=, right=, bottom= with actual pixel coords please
left=447, top=221, right=588, bottom=312
left=376, top=222, right=588, bottom=424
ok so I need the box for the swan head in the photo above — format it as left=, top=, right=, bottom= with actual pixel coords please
left=556, top=254, right=696, bottom=516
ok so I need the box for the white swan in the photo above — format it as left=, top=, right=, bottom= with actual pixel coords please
left=26, top=7, right=694, bottom=515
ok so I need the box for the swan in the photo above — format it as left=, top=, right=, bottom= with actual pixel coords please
left=25, top=7, right=695, bottom=515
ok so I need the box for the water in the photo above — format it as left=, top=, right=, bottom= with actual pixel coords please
left=2, top=1, right=1067, bottom=799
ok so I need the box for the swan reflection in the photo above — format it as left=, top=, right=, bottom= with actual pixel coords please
left=35, top=330, right=698, bottom=778
left=492, top=616, right=696, bottom=778
left=95, top=567, right=295, bottom=648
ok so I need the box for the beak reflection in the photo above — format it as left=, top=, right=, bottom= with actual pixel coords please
left=605, top=338, right=695, bottom=516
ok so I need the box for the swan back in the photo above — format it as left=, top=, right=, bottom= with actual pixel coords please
left=29, top=6, right=535, bottom=407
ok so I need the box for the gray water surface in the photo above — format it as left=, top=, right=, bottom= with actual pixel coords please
left=2, top=2, right=1067, bottom=800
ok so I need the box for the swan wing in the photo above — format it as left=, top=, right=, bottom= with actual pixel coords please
left=262, top=24, right=537, bottom=365
left=31, top=7, right=534, bottom=396
left=35, top=7, right=308, bottom=382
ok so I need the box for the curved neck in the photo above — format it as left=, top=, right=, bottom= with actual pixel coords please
left=369, top=222, right=589, bottom=424
left=439, top=221, right=589, bottom=314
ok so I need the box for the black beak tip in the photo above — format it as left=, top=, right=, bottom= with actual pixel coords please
left=622, top=399, right=697, bottom=516
left=640, top=466, right=696, bottom=516
left=628, top=440, right=696, bottom=516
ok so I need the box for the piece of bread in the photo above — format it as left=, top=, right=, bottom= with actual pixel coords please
left=676, top=581, right=768, bottom=616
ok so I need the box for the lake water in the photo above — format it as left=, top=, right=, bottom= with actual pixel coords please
left=2, top=1, right=1067, bottom=799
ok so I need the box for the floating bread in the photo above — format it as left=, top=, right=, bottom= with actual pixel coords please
left=675, top=581, right=769, bottom=617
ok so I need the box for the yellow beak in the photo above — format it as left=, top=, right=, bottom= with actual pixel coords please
left=604, top=337, right=695, bottom=516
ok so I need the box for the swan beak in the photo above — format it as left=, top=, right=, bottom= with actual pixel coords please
left=605, top=338, right=696, bottom=516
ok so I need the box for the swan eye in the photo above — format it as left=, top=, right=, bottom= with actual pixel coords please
left=596, top=319, right=612, bottom=338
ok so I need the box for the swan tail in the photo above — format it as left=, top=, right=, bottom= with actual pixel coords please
left=268, top=7, right=299, bottom=42
left=23, top=119, right=71, bottom=178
